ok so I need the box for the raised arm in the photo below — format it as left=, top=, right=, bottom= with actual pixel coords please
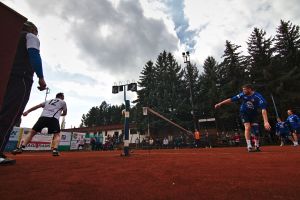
left=23, top=103, right=44, bottom=116
left=215, top=98, right=232, bottom=109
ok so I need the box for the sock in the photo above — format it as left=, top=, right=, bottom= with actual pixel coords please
left=294, top=141, right=298, bottom=145
left=246, top=140, right=252, bottom=148
left=254, top=139, right=259, bottom=147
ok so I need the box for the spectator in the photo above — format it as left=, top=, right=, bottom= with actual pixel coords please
left=233, top=132, right=241, bottom=146
left=90, top=137, right=96, bottom=151
left=204, top=130, right=212, bottom=148
left=194, top=129, right=201, bottom=148
left=135, top=137, right=140, bottom=149
left=141, top=138, right=146, bottom=149
left=95, top=134, right=102, bottom=151
left=149, top=137, right=154, bottom=147
left=163, top=137, right=169, bottom=148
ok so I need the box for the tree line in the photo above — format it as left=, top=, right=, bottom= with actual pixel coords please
left=81, top=20, right=300, bottom=133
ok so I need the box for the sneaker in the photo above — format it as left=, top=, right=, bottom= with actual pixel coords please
left=280, top=143, right=284, bottom=147
left=247, top=147, right=254, bottom=152
left=11, top=147, right=23, bottom=155
left=293, top=143, right=299, bottom=147
left=0, top=154, right=16, bottom=166
left=52, top=150, right=60, bottom=156
left=255, top=146, right=261, bottom=152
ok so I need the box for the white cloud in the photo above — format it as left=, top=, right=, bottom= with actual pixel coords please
left=2, top=0, right=300, bottom=128
left=185, top=0, right=300, bottom=67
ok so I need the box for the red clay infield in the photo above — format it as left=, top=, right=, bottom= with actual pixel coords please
left=1, top=146, right=300, bottom=200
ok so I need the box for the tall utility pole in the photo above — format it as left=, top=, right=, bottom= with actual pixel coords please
left=112, top=82, right=137, bottom=156
left=182, top=51, right=197, bottom=131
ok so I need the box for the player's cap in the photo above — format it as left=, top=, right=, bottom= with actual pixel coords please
left=23, top=21, right=38, bottom=34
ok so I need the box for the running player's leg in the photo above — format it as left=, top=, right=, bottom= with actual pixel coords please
left=241, top=114, right=253, bottom=151
left=21, top=129, right=38, bottom=147
left=251, top=123, right=261, bottom=151
left=52, top=133, right=60, bottom=150
left=47, top=117, right=61, bottom=156
left=244, top=123, right=252, bottom=151
left=280, top=136, right=284, bottom=146
left=11, top=117, right=44, bottom=155
left=11, top=129, right=38, bottom=155
left=292, top=130, right=299, bottom=146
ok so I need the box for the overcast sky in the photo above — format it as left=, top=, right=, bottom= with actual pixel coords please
left=3, top=0, right=300, bottom=128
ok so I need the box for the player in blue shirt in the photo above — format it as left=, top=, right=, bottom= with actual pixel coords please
left=276, top=118, right=294, bottom=146
left=285, top=109, right=300, bottom=146
left=215, top=84, right=271, bottom=152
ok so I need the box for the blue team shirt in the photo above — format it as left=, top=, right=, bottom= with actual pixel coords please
left=286, top=114, right=300, bottom=130
left=231, top=92, right=267, bottom=115
left=276, top=122, right=290, bottom=134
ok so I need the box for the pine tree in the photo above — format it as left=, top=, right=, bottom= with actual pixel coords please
left=273, top=20, right=300, bottom=108
left=217, top=41, right=248, bottom=130
left=247, top=27, right=273, bottom=88
left=219, top=40, right=248, bottom=95
left=198, top=56, right=219, bottom=117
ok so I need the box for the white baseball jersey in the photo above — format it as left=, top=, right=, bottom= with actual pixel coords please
left=40, top=98, right=67, bottom=120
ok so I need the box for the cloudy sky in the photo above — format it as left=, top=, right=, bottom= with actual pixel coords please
left=3, top=0, right=300, bottom=128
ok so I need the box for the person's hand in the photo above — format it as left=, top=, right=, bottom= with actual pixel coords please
left=215, top=103, right=221, bottom=109
left=23, top=111, right=29, bottom=116
left=38, top=78, right=47, bottom=91
left=264, top=122, right=271, bottom=131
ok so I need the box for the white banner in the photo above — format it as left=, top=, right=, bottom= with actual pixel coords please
left=9, top=127, right=22, bottom=141
left=70, top=132, right=86, bottom=150
left=21, top=128, right=53, bottom=151
left=59, top=132, right=72, bottom=146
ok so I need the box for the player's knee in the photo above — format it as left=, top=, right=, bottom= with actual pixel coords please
left=251, top=124, right=260, bottom=136
left=244, top=123, right=251, bottom=131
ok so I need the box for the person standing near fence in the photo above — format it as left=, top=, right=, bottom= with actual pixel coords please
left=194, top=129, right=201, bottom=148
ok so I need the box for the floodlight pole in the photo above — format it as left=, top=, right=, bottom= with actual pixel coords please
left=112, top=82, right=137, bottom=156
left=123, top=85, right=130, bottom=156
left=182, top=51, right=197, bottom=131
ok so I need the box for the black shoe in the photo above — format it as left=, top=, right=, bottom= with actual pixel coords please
left=255, top=147, right=261, bottom=152
left=0, top=154, right=16, bottom=166
left=11, top=147, right=23, bottom=155
left=52, top=150, right=60, bottom=156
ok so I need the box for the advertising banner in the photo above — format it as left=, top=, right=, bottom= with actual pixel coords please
left=4, top=127, right=22, bottom=151
left=58, top=132, right=71, bottom=151
left=70, top=132, right=86, bottom=150
left=21, top=128, right=53, bottom=151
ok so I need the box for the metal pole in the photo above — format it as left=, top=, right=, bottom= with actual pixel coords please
left=123, top=86, right=130, bottom=156
left=187, top=62, right=197, bottom=131
left=45, top=87, right=50, bottom=102
left=270, top=93, right=279, bottom=119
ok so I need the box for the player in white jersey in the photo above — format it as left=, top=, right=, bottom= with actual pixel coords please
left=12, top=93, right=67, bottom=156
